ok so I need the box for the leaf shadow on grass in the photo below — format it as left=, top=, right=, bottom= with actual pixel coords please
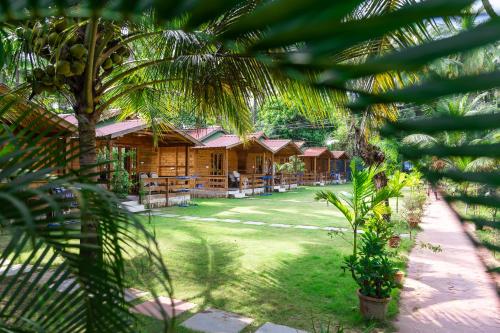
left=174, top=227, right=243, bottom=310
left=238, top=242, right=397, bottom=332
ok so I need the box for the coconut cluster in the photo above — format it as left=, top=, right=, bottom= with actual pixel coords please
left=17, top=18, right=130, bottom=95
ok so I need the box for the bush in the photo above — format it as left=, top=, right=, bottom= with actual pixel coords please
left=111, top=167, right=132, bottom=199
left=343, top=231, right=397, bottom=299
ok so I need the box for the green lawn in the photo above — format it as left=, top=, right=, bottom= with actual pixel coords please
left=155, top=185, right=350, bottom=227
left=126, top=185, right=412, bottom=332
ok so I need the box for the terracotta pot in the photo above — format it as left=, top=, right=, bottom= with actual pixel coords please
left=357, top=289, right=391, bottom=320
left=395, top=270, right=405, bottom=285
left=407, top=215, right=420, bottom=228
left=388, top=235, right=401, bottom=248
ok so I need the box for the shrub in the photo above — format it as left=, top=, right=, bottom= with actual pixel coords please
left=111, top=167, right=132, bottom=199
left=343, top=231, right=397, bottom=299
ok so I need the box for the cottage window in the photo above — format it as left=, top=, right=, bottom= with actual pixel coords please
left=210, top=152, right=224, bottom=175
left=255, top=155, right=263, bottom=174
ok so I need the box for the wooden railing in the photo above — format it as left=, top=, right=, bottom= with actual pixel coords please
left=140, top=176, right=191, bottom=207
left=193, top=175, right=226, bottom=190
left=238, top=174, right=266, bottom=193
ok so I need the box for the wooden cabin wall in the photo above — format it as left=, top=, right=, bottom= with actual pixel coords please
left=193, top=148, right=227, bottom=176
left=228, top=150, right=238, bottom=172
left=159, top=146, right=190, bottom=176
left=245, top=152, right=267, bottom=174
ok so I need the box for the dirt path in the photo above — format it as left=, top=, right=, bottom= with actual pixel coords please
left=396, top=197, right=500, bottom=333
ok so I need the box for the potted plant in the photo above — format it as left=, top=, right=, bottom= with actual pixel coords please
left=343, top=231, right=397, bottom=320
left=394, top=270, right=405, bottom=285
left=388, top=235, right=401, bottom=248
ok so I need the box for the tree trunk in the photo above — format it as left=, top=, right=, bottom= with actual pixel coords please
left=76, top=111, right=101, bottom=260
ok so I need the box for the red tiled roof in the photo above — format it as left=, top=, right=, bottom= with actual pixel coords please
left=59, top=114, right=78, bottom=126
left=294, top=140, right=306, bottom=148
left=300, top=147, right=330, bottom=157
left=195, top=134, right=242, bottom=148
left=96, top=119, right=147, bottom=138
left=331, top=150, right=349, bottom=159
left=185, top=126, right=225, bottom=141
left=262, top=139, right=301, bottom=154
left=249, top=131, right=267, bottom=139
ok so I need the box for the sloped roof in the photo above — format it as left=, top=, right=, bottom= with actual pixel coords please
left=185, top=126, right=226, bottom=141
left=294, top=140, right=306, bottom=149
left=331, top=150, right=349, bottom=159
left=250, top=131, right=267, bottom=140
left=96, top=119, right=147, bottom=138
left=194, top=134, right=272, bottom=152
left=262, top=139, right=302, bottom=154
left=59, top=114, right=78, bottom=126
left=300, top=147, right=331, bottom=158
left=0, top=84, right=76, bottom=134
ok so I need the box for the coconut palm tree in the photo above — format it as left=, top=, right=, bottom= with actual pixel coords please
left=0, top=100, right=173, bottom=332
left=4, top=5, right=331, bottom=267
left=316, top=160, right=400, bottom=256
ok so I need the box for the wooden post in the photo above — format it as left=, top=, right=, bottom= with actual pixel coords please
left=252, top=173, right=255, bottom=195
left=185, top=145, right=189, bottom=176
left=271, top=153, right=275, bottom=192
left=328, top=157, right=331, bottom=183
left=314, top=157, right=317, bottom=182
left=107, top=139, right=113, bottom=190
left=166, top=178, right=169, bottom=207
left=224, top=149, right=229, bottom=191
left=344, top=159, right=347, bottom=180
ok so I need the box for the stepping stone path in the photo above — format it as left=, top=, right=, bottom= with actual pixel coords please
left=270, top=224, right=292, bottom=228
left=181, top=308, right=253, bottom=333
left=200, top=217, right=219, bottom=221
left=243, top=221, right=266, bottom=225
left=159, top=213, right=179, bottom=218
left=57, top=277, right=80, bottom=293
left=131, top=297, right=196, bottom=319
left=220, top=219, right=241, bottom=223
left=294, top=225, right=319, bottom=230
left=0, top=264, right=33, bottom=277
left=256, top=322, right=308, bottom=333
left=29, top=270, right=68, bottom=285
left=124, top=288, right=149, bottom=302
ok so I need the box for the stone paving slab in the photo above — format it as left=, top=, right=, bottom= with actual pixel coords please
left=0, top=264, right=33, bottom=277
left=131, top=297, right=196, bottom=319
left=160, top=213, right=179, bottom=218
left=256, top=322, right=308, bottom=333
left=180, top=216, right=199, bottom=220
left=294, top=225, right=319, bottom=230
left=243, top=221, right=266, bottom=225
left=181, top=308, right=253, bottom=333
left=28, top=270, right=67, bottom=285
left=270, top=224, right=292, bottom=228
left=124, top=288, right=149, bottom=302
left=56, top=277, right=80, bottom=293
left=200, top=217, right=220, bottom=222
left=220, top=219, right=241, bottom=223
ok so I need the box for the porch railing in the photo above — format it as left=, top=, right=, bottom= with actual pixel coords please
left=140, top=176, right=191, bottom=207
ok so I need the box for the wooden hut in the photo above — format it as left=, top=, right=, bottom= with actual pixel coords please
left=262, top=139, right=302, bottom=190
left=299, top=147, right=332, bottom=185
left=185, top=126, right=227, bottom=143
left=330, top=150, right=350, bottom=183
left=0, top=85, right=77, bottom=177
left=64, top=116, right=201, bottom=207
left=191, top=134, right=274, bottom=198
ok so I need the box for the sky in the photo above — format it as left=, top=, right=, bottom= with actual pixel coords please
left=476, top=0, right=500, bottom=13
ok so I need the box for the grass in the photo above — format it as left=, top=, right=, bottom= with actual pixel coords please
left=124, top=185, right=413, bottom=332
left=159, top=185, right=351, bottom=227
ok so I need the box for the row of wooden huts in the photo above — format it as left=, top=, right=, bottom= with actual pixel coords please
left=1, top=85, right=349, bottom=207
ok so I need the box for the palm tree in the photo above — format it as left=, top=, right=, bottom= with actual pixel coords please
left=0, top=101, right=172, bottom=332
left=316, top=161, right=399, bottom=256
left=4, top=6, right=328, bottom=266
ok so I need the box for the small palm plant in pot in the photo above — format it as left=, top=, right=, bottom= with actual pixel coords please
left=343, top=231, right=398, bottom=320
